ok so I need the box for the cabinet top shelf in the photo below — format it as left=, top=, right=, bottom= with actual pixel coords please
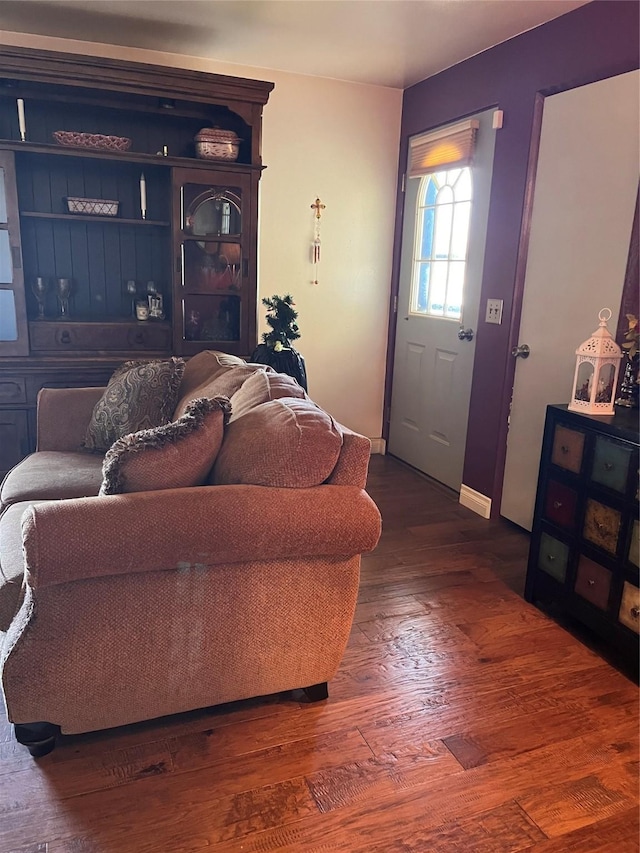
left=20, top=211, right=170, bottom=227
left=0, top=140, right=265, bottom=173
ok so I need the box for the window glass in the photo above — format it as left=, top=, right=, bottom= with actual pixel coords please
left=0, top=289, right=18, bottom=340
left=410, top=167, right=473, bottom=321
left=0, top=230, right=12, bottom=283
left=0, top=168, right=7, bottom=224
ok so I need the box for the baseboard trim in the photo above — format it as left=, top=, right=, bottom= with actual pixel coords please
left=459, top=483, right=492, bottom=519
left=370, top=438, right=386, bottom=455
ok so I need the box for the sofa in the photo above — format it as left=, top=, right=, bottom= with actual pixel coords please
left=0, top=351, right=381, bottom=756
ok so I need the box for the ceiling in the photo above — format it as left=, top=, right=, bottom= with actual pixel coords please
left=0, top=0, right=590, bottom=89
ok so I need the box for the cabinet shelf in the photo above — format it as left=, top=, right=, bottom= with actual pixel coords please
left=21, top=211, right=170, bottom=227
left=1, top=139, right=264, bottom=173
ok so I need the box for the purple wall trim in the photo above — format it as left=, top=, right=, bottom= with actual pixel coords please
left=388, top=0, right=640, bottom=510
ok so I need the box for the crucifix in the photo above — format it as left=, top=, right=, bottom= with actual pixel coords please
left=310, top=198, right=326, bottom=284
left=311, top=197, right=326, bottom=219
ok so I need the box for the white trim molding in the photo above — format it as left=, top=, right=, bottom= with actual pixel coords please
left=370, top=438, right=386, bottom=455
left=459, top=483, right=491, bottom=519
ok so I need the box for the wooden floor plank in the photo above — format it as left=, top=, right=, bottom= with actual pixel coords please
left=0, top=455, right=637, bottom=853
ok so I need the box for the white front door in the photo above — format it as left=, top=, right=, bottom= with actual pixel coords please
left=388, top=108, right=496, bottom=491
left=501, top=71, right=639, bottom=530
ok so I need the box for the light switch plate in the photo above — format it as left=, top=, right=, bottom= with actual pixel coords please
left=486, top=298, right=503, bottom=325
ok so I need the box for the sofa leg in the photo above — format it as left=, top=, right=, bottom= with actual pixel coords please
left=302, top=682, right=329, bottom=702
left=14, top=722, right=59, bottom=757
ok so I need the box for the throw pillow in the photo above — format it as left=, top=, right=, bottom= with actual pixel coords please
left=100, top=396, right=231, bottom=495
left=173, top=363, right=274, bottom=420
left=176, top=350, right=247, bottom=404
left=229, top=368, right=306, bottom=422
left=84, top=357, right=185, bottom=452
left=211, top=396, right=342, bottom=488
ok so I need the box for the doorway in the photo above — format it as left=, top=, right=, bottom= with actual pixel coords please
left=388, top=108, right=497, bottom=491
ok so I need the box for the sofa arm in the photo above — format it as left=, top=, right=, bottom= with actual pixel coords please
left=21, top=484, right=382, bottom=589
left=36, top=387, right=105, bottom=452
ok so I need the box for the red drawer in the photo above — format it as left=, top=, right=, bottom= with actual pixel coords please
left=544, top=480, right=578, bottom=529
left=574, top=557, right=612, bottom=610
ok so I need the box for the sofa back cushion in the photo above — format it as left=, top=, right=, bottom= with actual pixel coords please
left=100, top=396, right=230, bottom=495
left=83, top=357, right=185, bottom=452
left=211, top=396, right=342, bottom=488
left=176, top=350, right=246, bottom=404
left=173, top=363, right=270, bottom=420
left=229, top=368, right=306, bottom=422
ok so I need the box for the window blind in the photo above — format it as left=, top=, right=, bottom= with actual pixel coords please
left=408, top=119, right=479, bottom=178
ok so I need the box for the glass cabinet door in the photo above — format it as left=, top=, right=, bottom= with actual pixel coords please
left=172, top=168, right=255, bottom=357
left=0, top=150, right=28, bottom=356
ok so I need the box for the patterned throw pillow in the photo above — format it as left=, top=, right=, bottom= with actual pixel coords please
left=84, top=358, right=185, bottom=452
left=100, top=396, right=231, bottom=495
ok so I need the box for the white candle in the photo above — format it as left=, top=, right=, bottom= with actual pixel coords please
left=17, top=99, right=26, bottom=140
left=140, top=173, right=147, bottom=219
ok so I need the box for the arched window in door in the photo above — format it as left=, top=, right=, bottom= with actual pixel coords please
left=411, top=167, right=472, bottom=321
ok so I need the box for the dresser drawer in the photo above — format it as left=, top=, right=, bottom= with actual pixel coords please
left=551, top=425, right=585, bottom=474
left=591, top=436, right=633, bottom=494
left=538, top=532, right=570, bottom=583
left=583, top=499, right=622, bottom=555
left=618, top=581, right=640, bottom=633
left=29, top=321, right=172, bottom=353
left=574, top=557, right=612, bottom=610
left=544, top=479, right=578, bottom=529
left=0, top=377, right=26, bottom=405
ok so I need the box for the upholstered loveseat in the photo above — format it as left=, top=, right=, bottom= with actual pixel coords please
left=0, top=351, right=381, bottom=756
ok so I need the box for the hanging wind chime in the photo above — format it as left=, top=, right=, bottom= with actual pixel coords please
left=310, top=197, right=325, bottom=285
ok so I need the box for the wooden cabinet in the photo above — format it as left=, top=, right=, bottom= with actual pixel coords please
left=0, top=46, right=272, bottom=475
left=525, top=404, right=639, bottom=674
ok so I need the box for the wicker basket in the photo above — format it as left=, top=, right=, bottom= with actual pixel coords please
left=53, top=131, right=132, bottom=152
left=195, top=128, right=240, bottom=161
left=66, top=197, right=120, bottom=216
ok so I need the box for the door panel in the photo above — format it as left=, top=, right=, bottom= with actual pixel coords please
left=388, top=108, right=496, bottom=491
left=501, top=70, right=639, bottom=530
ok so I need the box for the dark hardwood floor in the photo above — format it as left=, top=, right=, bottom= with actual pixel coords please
left=1, top=454, right=638, bottom=852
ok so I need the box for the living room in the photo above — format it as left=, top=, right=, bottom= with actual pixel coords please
left=0, top=1, right=638, bottom=850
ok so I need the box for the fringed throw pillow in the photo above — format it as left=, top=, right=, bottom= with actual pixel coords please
left=100, top=396, right=230, bottom=495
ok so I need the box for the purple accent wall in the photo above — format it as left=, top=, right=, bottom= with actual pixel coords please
left=393, top=0, right=639, bottom=510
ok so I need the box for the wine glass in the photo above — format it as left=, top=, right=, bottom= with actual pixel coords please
left=125, top=279, right=137, bottom=317
left=31, top=276, right=48, bottom=319
left=56, top=278, right=72, bottom=317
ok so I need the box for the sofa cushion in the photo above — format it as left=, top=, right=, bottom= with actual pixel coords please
left=229, top=369, right=307, bottom=422
left=83, top=357, right=185, bottom=452
left=0, top=500, right=46, bottom=631
left=211, top=396, right=342, bottom=488
left=100, top=396, right=231, bottom=495
left=173, top=362, right=270, bottom=420
left=177, top=350, right=247, bottom=404
left=0, top=451, right=104, bottom=509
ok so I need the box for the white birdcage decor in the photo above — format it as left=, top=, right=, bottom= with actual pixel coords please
left=569, top=308, right=622, bottom=415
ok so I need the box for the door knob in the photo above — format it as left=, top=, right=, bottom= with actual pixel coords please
left=512, top=343, right=530, bottom=359
left=458, top=327, right=474, bottom=341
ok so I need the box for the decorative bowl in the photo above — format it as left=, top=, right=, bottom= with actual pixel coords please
left=195, top=127, right=240, bottom=161
left=66, top=197, right=119, bottom=216
left=53, top=131, right=132, bottom=152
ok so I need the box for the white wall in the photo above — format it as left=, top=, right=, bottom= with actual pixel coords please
left=0, top=31, right=402, bottom=440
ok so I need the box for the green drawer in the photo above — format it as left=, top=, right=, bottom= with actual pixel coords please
left=538, top=532, right=570, bottom=583
left=591, top=437, right=632, bottom=494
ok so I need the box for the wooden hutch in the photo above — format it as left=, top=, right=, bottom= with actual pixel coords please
left=0, top=46, right=273, bottom=479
